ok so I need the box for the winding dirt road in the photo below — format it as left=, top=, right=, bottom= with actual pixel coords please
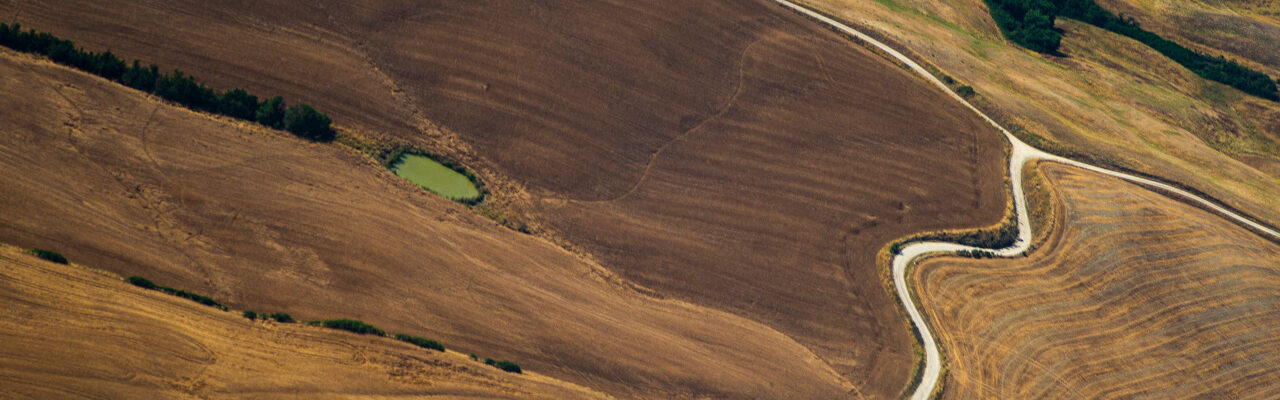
left=772, top=1, right=1280, bottom=398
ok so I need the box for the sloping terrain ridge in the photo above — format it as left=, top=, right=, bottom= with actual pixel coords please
left=915, top=163, right=1280, bottom=398
left=0, top=51, right=853, bottom=399
left=0, top=246, right=606, bottom=400
left=0, top=1, right=1013, bottom=396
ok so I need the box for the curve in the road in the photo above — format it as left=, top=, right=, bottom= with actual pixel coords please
left=772, top=1, right=1280, bottom=398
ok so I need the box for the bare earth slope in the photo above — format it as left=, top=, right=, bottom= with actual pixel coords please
left=0, top=51, right=852, bottom=399
left=805, top=0, right=1280, bottom=231
left=0, top=1, right=1011, bottom=397
left=542, top=26, right=1007, bottom=397
left=0, top=246, right=605, bottom=400
left=914, top=163, right=1280, bottom=399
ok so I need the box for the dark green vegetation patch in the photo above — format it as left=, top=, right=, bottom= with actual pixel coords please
left=320, top=319, right=386, bottom=336
left=26, top=248, right=67, bottom=264
left=487, top=359, right=523, bottom=374
left=983, top=0, right=1278, bottom=100
left=0, top=22, right=338, bottom=139
left=125, top=275, right=228, bottom=311
left=395, top=333, right=445, bottom=352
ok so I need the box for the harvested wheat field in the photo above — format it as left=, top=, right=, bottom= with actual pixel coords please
left=807, top=0, right=1280, bottom=230
left=0, top=1, right=1011, bottom=397
left=0, top=246, right=605, bottom=400
left=0, top=51, right=858, bottom=399
left=913, top=162, right=1280, bottom=399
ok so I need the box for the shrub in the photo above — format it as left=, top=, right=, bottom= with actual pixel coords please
left=956, top=85, right=976, bottom=98
left=395, top=333, right=445, bottom=352
left=121, top=61, right=160, bottom=92
left=126, top=276, right=159, bottom=290
left=154, top=69, right=218, bottom=111
left=26, top=248, right=67, bottom=264
left=268, top=312, right=295, bottom=323
left=159, top=287, right=228, bottom=311
left=484, top=358, right=495, bottom=365
left=468, top=353, right=478, bottom=360
left=243, top=310, right=257, bottom=320
left=282, top=104, right=335, bottom=142
left=493, top=360, right=522, bottom=374
left=320, top=319, right=385, bottom=336
left=889, top=242, right=902, bottom=255
left=124, top=275, right=227, bottom=310
left=218, top=89, right=260, bottom=121
left=254, top=96, right=286, bottom=129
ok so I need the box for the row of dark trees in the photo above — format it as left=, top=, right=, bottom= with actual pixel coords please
left=983, top=0, right=1278, bottom=100
left=0, top=22, right=336, bottom=140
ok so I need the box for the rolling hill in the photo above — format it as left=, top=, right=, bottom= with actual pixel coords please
left=913, top=162, right=1280, bottom=398
left=803, top=0, right=1280, bottom=232
left=0, top=245, right=606, bottom=400
left=0, top=49, right=855, bottom=399
left=0, top=1, right=1013, bottom=397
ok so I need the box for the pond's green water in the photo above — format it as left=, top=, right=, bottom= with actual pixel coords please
left=391, top=155, right=481, bottom=201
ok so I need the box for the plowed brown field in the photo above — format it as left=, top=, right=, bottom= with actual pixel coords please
left=0, top=51, right=854, bottom=399
left=0, top=246, right=606, bottom=400
left=0, top=1, right=1010, bottom=397
left=914, top=163, right=1280, bottom=398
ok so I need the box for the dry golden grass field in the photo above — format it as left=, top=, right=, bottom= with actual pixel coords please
left=1094, top=0, right=1280, bottom=78
left=914, top=163, right=1280, bottom=398
left=0, top=51, right=860, bottom=399
left=0, top=1, right=1014, bottom=397
left=805, top=0, right=1280, bottom=231
left=0, top=245, right=606, bottom=400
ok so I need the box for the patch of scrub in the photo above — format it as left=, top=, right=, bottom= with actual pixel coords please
left=390, top=152, right=483, bottom=204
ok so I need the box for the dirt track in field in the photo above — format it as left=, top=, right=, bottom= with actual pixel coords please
left=915, top=163, right=1280, bottom=399
left=0, top=1, right=1012, bottom=397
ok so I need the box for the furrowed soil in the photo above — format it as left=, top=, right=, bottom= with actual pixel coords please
left=0, top=246, right=606, bottom=400
left=0, top=51, right=855, bottom=399
left=804, top=0, right=1280, bottom=231
left=914, top=163, right=1280, bottom=398
left=0, top=0, right=1010, bottom=397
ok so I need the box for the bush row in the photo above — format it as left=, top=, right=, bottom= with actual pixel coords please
left=0, top=22, right=338, bottom=140
left=956, top=249, right=998, bottom=258
left=983, top=0, right=1277, bottom=100
left=242, top=310, right=295, bottom=323
left=395, top=333, right=445, bottom=352
left=484, top=358, right=523, bottom=374
left=320, top=318, right=386, bottom=336
left=26, top=248, right=67, bottom=264
left=126, top=276, right=228, bottom=311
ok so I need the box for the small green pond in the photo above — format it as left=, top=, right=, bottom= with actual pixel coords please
left=391, top=154, right=481, bottom=201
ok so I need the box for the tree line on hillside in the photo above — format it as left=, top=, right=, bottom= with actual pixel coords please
left=983, top=0, right=1278, bottom=100
left=0, top=22, right=336, bottom=140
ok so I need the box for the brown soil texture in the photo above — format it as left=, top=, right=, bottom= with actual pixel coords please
left=541, top=25, right=1008, bottom=396
left=0, top=52, right=854, bottom=399
left=0, top=246, right=606, bottom=400
left=915, top=163, right=1280, bottom=399
left=0, top=1, right=1011, bottom=397
left=806, top=0, right=1280, bottom=233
